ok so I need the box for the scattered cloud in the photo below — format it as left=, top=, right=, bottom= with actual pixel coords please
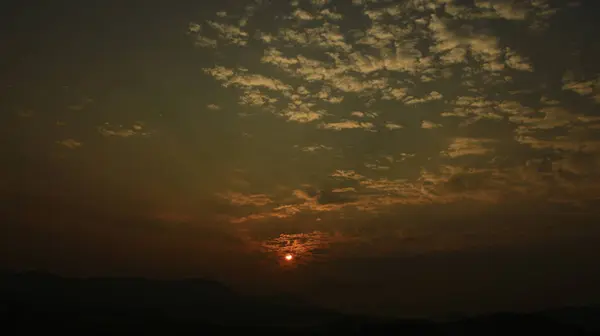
left=320, top=120, right=375, bottom=131
left=98, top=122, right=150, bottom=137
left=384, top=122, right=403, bottom=130
left=562, top=73, right=599, bottom=103
left=57, top=139, right=82, bottom=149
left=421, top=120, right=443, bottom=129
left=67, top=97, right=93, bottom=111
left=442, top=138, right=497, bottom=158
left=219, top=191, right=273, bottom=207
left=405, top=91, right=443, bottom=105
left=296, top=144, right=333, bottom=152
left=189, top=1, right=600, bottom=226
left=259, top=231, right=353, bottom=265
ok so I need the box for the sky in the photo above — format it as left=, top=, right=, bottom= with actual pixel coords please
left=2, top=0, right=600, bottom=318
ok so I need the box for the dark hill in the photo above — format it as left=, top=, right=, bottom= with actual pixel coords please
left=1, top=272, right=597, bottom=335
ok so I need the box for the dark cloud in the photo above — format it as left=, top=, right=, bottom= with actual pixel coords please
left=442, top=171, right=493, bottom=193
left=317, top=188, right=357, bottom=205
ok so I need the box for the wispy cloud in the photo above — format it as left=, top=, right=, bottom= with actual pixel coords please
left=320, top=120, right=375, bottom=131
left=57, top=139, right=82, bottom=149
left=421, top=120, right=443, bottom=129
left=98, top=122, right=150, bottom=137
left=442, top=138, right=497, bottom=158
left=219, top=191, right=273, bottom=207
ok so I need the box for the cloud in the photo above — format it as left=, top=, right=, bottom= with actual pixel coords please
left=384, top=122, right=403, bottom=130
left=442, top=138, right=497, bottom=158
left=292, top=9, right=315, bottom=21
left=195, top=36, right=217, bottom=48
left=447, top=0, right=559, bottom=32
left=238, top=89, right=278, bottom=107
left=421, top=120, right=442, bottom=129
left=555, top=152, right=600, bottom=176
left=225, top=166, right=507, bottom=223
left=192, top=0, right=600, bottom=224
left=227, top=73, right=291, bottom=92
left=331, top=187, right=357, bottom=193
left=473, top=0, right=529, bottom=20
left=404, top=91, right=443, bottom=105
left=331, top=170, right=365, bottom=180
left=509, top=106, right=574, bottom=130
left=281, top=104, right=326, bottom=123
left=57, top=139, right=82, bottom=149
left=219, top=191, right=273, bottom=207
left=206, top=21, right=248, bottom=46
left=515, top=135, right=600, bottom=153
left=563, top=81, right=595, bottom=96
left=562, top=73, right=599, bottom=102
left=297, top=144, right=333, bottom=152
left=188, top=22, right=201, bottom=33
left=320, top=120, right=375, bottom=131
left=442, top=96, right=504, bottom=124
left=67, top=97, right=93, bottom=111
left=505, top=48, right=534, bottom=71
left=382, top=87, right=408, bottom=101
left=259, top=231, right=353, bottom=265
left=98, top=122, right=150, bottom=137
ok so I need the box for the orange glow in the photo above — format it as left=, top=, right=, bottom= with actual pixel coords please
left=285, top=254, right=293, bottom=261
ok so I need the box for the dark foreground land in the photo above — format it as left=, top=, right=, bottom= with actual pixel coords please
left=1, top=272, right=598, bottom=335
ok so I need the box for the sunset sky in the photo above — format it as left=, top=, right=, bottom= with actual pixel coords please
left=2, top=0, right=600, bottom=317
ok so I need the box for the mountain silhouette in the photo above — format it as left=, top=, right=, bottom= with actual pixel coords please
left=1, top=271, right=598, bottom=335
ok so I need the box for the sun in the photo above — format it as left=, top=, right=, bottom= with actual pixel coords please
left=284, top=254, right=293, bottom=261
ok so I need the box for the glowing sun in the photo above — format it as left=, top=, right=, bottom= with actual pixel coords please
left=284, top=254, right=293, bottom=261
